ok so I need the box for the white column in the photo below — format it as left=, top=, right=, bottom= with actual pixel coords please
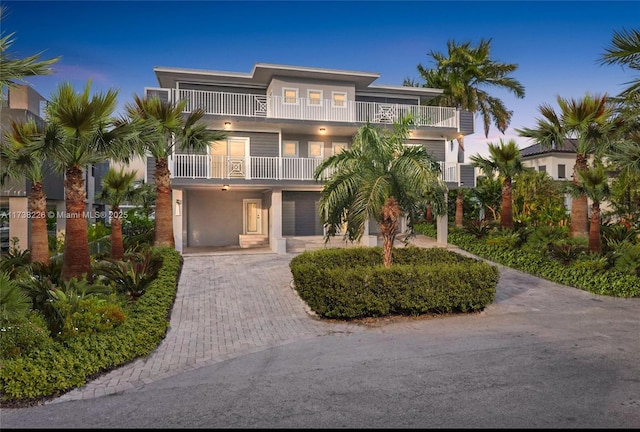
left=436, top=191, right=448, bottom=247
left=270, top=187, right=287, bottom=253
left=55, top=200, right=66, bottom=237
left=361, top=218, right=378, bottom=247
left=173, top=189, right=183, bottom=253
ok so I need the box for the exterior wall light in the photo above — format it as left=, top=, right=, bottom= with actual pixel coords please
left=221, top=184, right=230, bottom=191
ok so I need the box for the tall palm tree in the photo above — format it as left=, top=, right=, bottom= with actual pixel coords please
left=573, top=162, right=610, bottom=254
left=407, top=38, right=525, bottom=152
left=470, top=139, right=526, bottom=230
left=0, top=119, right=49, bottom=264
left=516, top=94, right=619, bottom=238
left=124, top=95, right=227, bottom=247
left=0, top=7, right=59, bottom=97
left=314, top=118, right=447, bottom=268
left=41, top=81, right=140, bottom=281
left=98, top=167, right=138, bottom=260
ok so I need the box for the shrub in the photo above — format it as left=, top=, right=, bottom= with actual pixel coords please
left=0, top=312, right=53, bottom=360
left=547, top=238, right=588, bottom=265
left=0, top=247, right=182, bottom=402
left=614, top=243, right=640, bottom=277
left=0, top=273, right=31, bottom=323
left=290, top=247, right=499, bottom=319
left=521, top=225, right=568, bottom=255
left=94, top=251, right=162, bottom=299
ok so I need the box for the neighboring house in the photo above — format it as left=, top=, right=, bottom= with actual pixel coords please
left=520, top=139, right=577, bottom=212
left=145, top=63, right=476, bottom=253
left=0, top=84, right=108, bottom=255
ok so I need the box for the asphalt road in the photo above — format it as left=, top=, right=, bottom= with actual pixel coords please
left=2, top=251, right=639, bottom=428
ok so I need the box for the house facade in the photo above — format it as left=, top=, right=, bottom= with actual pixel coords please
left=144, top=63, right=476, bottom=253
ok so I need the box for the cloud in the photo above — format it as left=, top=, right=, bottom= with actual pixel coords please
left=50, top=63, right=109, bottom=84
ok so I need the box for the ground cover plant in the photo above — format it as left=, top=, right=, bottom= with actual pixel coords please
left=0, top=246, right=182, bottom=405
left=290, top=246, right=499, bottom=319
left=414, top=223, right=640, bottom=298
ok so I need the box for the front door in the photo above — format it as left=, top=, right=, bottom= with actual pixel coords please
left=244, top=199, right=262, bottom=234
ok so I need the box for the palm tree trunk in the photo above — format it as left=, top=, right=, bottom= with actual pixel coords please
left=153, top=157, right=175, bottom=248
left=61, top=166, right=91, bottom=281
left=380, top=197, right=401, bottom=268
left=110, top=204, right=124, bottom=260
left=29, top=182, right=49, bottom=265
left=571, top=154, right=589, bottom=238
left=425, top=203, right=432, bottom=223
left=455, top=189, right=464, bottom=227
left=588, top=202, right=601, bottom=253
left=501, top=177, right=514, bottom=229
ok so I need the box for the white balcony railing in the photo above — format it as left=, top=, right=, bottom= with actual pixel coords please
left=175, top=89, right=458, bottom=128
left=172, top=154, right=462, bottom=183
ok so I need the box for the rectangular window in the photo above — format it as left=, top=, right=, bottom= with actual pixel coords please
left=283, top=88, right=298, bottom=104
left=558, top=164, right=566, bottom=179
left=332, top=92, right=347, bottom=108
left=308, top=90, right=323, bottom=106
left=332, top=142, right=347, bottom=155
left=282, top=140, right=299, bottom=157
left=308, top=141, right=324, bottom=158
left=538, top=165, right=546, bottom=173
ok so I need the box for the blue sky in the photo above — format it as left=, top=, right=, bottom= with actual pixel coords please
left=3, top=0, right=639, bottom=159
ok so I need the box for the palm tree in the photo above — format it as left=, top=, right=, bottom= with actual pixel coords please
left=0, top=119, right=49, bottom=264
left=0, top=6, right=59, bottom=96
left=98, top=167, right=138, bottom=260
left=573, top=162, right=610, bottom=254
left=314, top=118, right=447, bottom=268
left=41, top=81, right=140, bottom=281
left=600, top=27, right=640, bottom=100
left=124, top=95, right=227, bottom=247
left=407, top=38, right=525, bottom=152
left=470, top=139, right=526, bottom=230
left=516, top=94, right=619, bottom=238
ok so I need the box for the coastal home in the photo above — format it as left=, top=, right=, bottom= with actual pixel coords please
left=144, top=63, right=476, bottom=253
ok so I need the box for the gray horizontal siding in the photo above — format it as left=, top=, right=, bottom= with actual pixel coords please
left=180, top=83, right=266, bottom=95
left=282, top=191, right=323, bottom=236
left=356, top=95, right=418, bottom=105
left=460, top=165, right=476, bottom=187
left=459, top=110, right=474, bottom=135
left=247, top=132, right=279, bottom=157
left=408, top=139, right=445, bottom=162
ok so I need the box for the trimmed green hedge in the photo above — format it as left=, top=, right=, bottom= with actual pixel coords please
left=0, top=247, right=183, bottom=403
left=290, top=247, right=499, bottom=319
left=414, top=223, right=640, bottom=298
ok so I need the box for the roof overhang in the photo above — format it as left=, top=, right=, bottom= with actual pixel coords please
left=154, top=63, right=381, bottom=89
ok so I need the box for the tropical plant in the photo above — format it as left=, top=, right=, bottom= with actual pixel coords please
left=0, top=6, right=59, bottom=96
left=547, top=238, right=588, bottom=265
left=129, top=180, right=157, bottom=221
left=600, top=27, right=640, bottom=101
left=522, top=225, right=569, bottom=255
left=124, top=95, right=227, bottom=248
left=406, top=38, right=525, bottom=152
left=464, top=219, right=496, bottom=239
left=98, top=167, right=138, bottom=260
left=517, top=94, right=620, bottom=239
left=39, top=81, right=141, bottom=281
left=0, top=119, right=50, bottom=264
left=314, top=118, right=447, bottom=268
left=471, top=175, right=502, bottom=221
left=0, top=272, right=31, bottom=322
left=0, top=237, right=30, bottom=278
left=470, top=139, right=527, bottom=229
left=94, top=251, right=162, bottom=299
left=512, top=170, right=567, bottom=226
left=613, top=243, right=640, bottom=277
left=572, top=162, right=611, bottom=253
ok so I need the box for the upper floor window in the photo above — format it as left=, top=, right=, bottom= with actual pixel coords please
left=308, top=141, right=324, bottom=158
left=538, top=165, right=546, bottom=173
left=283, top=88, right=299, bottom=104
left=308, top=90, right=323, bottom=106
left=332, top=92, right=347, bottom=108
left=558, top=164, right=566, bottom=179
left=283, top=140, right=299, bottom=157
left=332, top=142, right=347, bottom=155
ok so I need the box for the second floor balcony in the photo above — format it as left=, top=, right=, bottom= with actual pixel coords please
left=171, top=154, right=464, bottom=183
left=173, top=89, right=460, bottom=129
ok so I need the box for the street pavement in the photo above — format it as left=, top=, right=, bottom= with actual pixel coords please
left=2, top=236, right=639, bottom=428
